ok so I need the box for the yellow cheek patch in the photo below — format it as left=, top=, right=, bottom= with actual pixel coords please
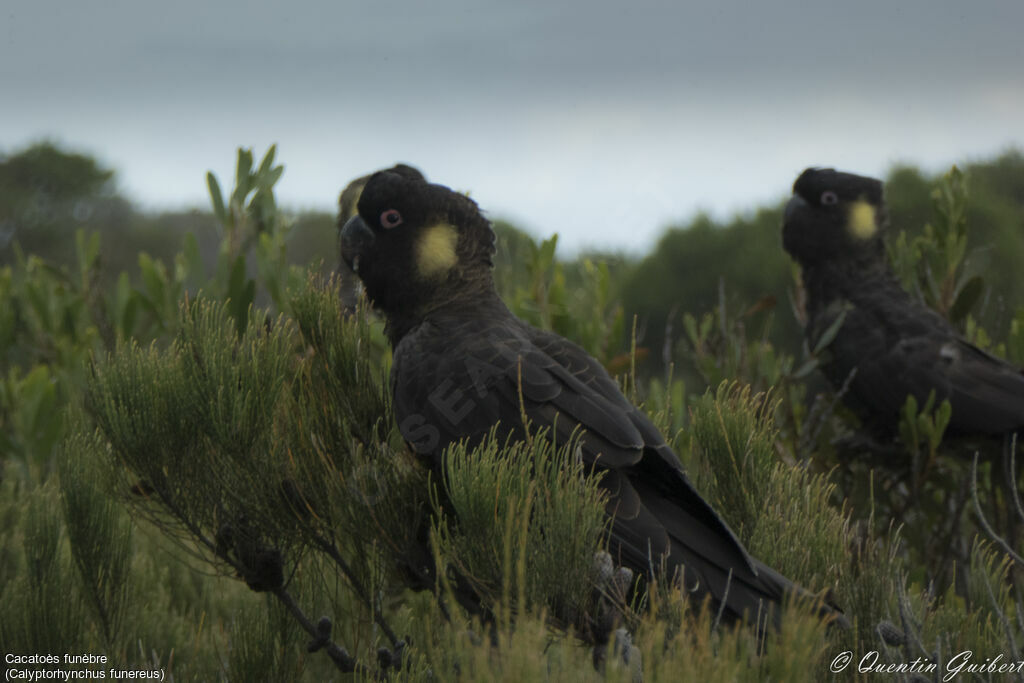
left=345, top=186, right=363, bottom=219
left=416, top=223, right=459, bottom=278
left=338, top=182, right=365, bottom=222
left=847, top=200, right=878, bottom=240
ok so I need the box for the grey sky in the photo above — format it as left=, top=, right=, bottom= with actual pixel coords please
left=3, top=1, right=1022, bottom=253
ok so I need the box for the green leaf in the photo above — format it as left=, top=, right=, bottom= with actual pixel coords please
left=233, top=148, right=254, bottom=206
left=256, top=144, right=277, bottom=176
left=683, top=313, right=699, bottom=346
left=920, top=390, right=936, bottom=416
left=949, top=275, right=984, bottom=325
left=114, top=272, right=138, bottom=338
left=899, top=393, right=920, bottom=449
left=15, top=366, right=62, bottom=461
left=207, top=172, right=227, bottom=224
left=226, top=255, right=255, bottom=334
left=246, top=190, right=277, bottom=232
left=791, top=357, right=819, bottom=380
left=75, top=229, right=101, bottom=282
left=227, top=254, right=246, bottom=301
left=138, top=253, right=165, bottom=305
left=698, top=312, right=714, bottom=341
left=257, top=164, right=284, bottom=191
left=537, top=235, right=558, bottom=272
left=812, top=305, right=850, bottom=355
left=934, top=399, right=952, bottom=440
left=179, top=232, right=205, bottom=287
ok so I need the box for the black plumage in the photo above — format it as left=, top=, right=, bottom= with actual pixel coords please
left=340, top=168, right=840, bottom=633
left=783, top=167, right=1024, bottom=435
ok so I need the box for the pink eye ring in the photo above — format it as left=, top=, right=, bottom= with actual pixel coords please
left=380, top=209, right=403, bottom=228
left=820, top=190, right=838, bottom=206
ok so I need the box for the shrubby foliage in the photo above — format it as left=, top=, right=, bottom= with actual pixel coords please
left=2, top=142, right=1024, bottom=680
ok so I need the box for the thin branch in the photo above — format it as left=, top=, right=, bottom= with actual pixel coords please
left=895, top=575, right=929, bottom=661
left=132, top=489, right=377, bottom=675
left=711, top=569, right=732, bottom=634
left=271, top=586, right=373, bottom=676
left=971, top=452, right=1024, bottom=566
left=315, top=537, right=402, bottom=648
left=980, top=557, right=1020, bottom=663
left=1005, top=433, right=1024, bottom=522
left=1015, top=600, right=1024, bottom=653
left=800, top=366, right=858, bottom=460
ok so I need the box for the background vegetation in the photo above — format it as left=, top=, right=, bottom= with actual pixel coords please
left=2, top=141, right=1024, bottom=681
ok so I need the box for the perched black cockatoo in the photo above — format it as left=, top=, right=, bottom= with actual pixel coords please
left=341, top=168, right=844, bottom=634
left=783, top=167, right=1024, bottom=435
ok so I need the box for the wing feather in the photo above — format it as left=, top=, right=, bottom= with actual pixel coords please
left=391, top=317, right=792, bottom=625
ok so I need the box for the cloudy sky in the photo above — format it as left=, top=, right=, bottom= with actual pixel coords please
left=3, top=1, right=1022, bottom=253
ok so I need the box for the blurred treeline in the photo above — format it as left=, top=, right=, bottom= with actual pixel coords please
left=623, top=153, right=1024, bottom=377
left=5, top=142, right=1024, bottom=381
left=3, top=141, right=1024, bottom=681
left=0, top=142, right=336, bottom=290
